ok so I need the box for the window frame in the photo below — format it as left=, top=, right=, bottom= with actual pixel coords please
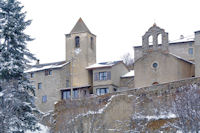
left=62, top=90, right=71, bottom=100
left=99, top=72, right=108, bottom=80
left=75, top=36, right=80, bottom=48
left=188, top=48, right=193, bottom=55
left=38, top=82, right=42, bottom=89
left=96, top=88, right=109, bottom=96
left=42, top=95, right=47, bottom=103
left=45, top=69, right=52, bottom=76
left=73, top=89, right=78, bottom=99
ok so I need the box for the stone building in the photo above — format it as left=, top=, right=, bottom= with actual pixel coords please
left=26, top=18, right=130, bottom=112
left=133, top=24, right=200, bottom=88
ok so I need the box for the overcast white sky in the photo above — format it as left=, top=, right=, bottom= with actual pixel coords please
left=19, top=0, right=200, bottom=64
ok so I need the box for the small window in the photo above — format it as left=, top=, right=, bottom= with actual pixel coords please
left=96, top=88, right=109, bottom=96
left=49, top=70, right=52, bottom=75
left=99, top=72, right=108, bottom=80
left=38, top=82, right=42, bottom=89
left=66, top=80, right=70, bottom=88
left=152, top=62, right=159, bottom=69
left=62, top=90, right=71, bottom=100
left=0, top=86, right=2, bottom=92
left=45, top=69, right=52, bottom=76
left=73, top=89, right=78, bottom=98
left=42, top=95, right=47, bottom=103
left=30, top=73, right=34, bottom=78
left=188, top=48, right=193, bottom=55
left=113, top=88, right=117, bottom=92
left=91, top=37, right=93, bottom=49
left=153, top=63, right=158, bottom=68
left=75, top=36, right=80, bottom=48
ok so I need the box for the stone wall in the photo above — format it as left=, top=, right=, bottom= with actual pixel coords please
left=52, top=77, right=200, bottom=132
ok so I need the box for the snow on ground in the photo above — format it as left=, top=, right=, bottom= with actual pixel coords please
left=134, top=112, right=176, bottom=121
left=25, top=123, right=49, bottom=133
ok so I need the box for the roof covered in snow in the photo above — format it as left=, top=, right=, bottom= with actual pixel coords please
left=86, top=60, right=123, bottom=70
left=169, top=35, right=194, bottom=44
left=121, top=70, right=134, bottom=78
left=134, top=35, right=194, bottom=48
left=25, top=61, right=69, bottom=73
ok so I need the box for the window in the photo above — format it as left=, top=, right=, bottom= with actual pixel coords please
left=49, top=70, right=52, bottom=75
left=96, top=88, right=109, bottom=96
left=42, top=95, right=47, bottom=103
left=95, top=71, right=111, bottom=81
left=73, top=89, right=78, bottom=98
left=99, top=72, right=108, bottom=80
left=152, top=62, right=159, bottom=69
left=38, top=82, right=42, bottom=89
left=152, top=63, right=158, bottom=68
left=45, top=69, right=52, bottom=76
left=188, top=48, right=193, bottom=55
left=30, top=73, right=34, bottom=78
left=90, top=37, right=93, bottom=49
left=66, top=80, right=70, bottom=88
left=62, top=90, right=71, bottom=100
left=75, top=36, right=80, bottom=48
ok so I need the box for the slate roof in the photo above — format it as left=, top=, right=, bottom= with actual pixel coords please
left=70, top=18, right=91, bottom=34
left=25, top=61, right=69, bottom=73
left=86, top=61, right=123, bottom=70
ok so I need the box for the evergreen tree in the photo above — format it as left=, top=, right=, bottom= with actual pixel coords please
left=0, top=0, right=39, bottom=132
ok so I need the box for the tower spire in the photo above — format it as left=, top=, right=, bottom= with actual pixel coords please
left=70, top=18, right=91, bottom=34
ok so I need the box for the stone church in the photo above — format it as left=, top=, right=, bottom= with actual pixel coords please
left=134, top=24, right=200, bottom=88
left=27, top=18, right=200, bottom=113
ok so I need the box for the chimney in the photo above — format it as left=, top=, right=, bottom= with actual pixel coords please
left=36, top=59, right=40, bottom=65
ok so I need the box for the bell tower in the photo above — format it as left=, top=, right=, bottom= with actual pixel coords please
left=65, top=18, right=96, bottom=87
left=142, top=24, right=169, bottom=54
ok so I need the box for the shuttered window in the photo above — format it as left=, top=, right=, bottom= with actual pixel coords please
left=94, top=71, right=111, bottom=81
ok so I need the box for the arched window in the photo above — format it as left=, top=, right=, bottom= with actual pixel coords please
left=90, top=37, right=93, bottom=49
left=148, top=35, right=153, bottom=45
left=75, top=36, right=80, bottom=48
left=157, top=34, right=162, bottom=44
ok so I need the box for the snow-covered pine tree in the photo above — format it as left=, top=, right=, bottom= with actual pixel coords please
left=0, top=0, right=40, bottom=132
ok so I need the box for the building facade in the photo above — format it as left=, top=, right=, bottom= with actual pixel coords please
left=27, top=18, right=130, bottom=112
left=134, top=24, right=198, bottom=88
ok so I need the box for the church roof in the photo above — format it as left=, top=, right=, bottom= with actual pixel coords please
left=25, top=61, right=69, bottom=73
left=70, top=18, right=91, bottom=34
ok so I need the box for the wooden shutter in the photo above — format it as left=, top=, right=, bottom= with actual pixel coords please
left=94, top=72, right=98, bottom=81
left=107, top=71, right=111, bottom=80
